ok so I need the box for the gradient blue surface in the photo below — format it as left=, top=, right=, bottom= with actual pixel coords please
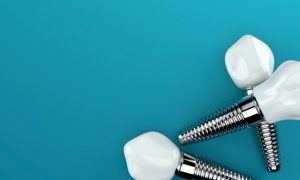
left=1, top=0, right=300, bottom=179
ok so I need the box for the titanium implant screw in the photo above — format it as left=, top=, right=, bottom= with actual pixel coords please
left=256, top=122, right=280, bottom=171
left=176, top=152, right=252, bottom=180
left=179, top=104, right=246, bottom=144
left=246, top=90, right=281, bottom=172
left=178, top=96, right=264, bottom=145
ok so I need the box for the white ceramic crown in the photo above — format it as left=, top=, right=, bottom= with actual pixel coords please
left=254, top=60, right=300, bottom=123
left=225, top=34, right=274, bottom=89
left=124, top=132, right=181, bottom=180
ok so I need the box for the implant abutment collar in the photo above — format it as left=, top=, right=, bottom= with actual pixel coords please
left=239, top=96, right=264, bottom=125
left=175, top=153, right=197, bottom=179
left=178, top=95, right=265, bottom=145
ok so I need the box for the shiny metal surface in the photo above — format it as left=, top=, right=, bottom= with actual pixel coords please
left=256, top=122, right=280, bottom=172
left=175, top=152, right=251, bottom=180
left=178, top=95, right=264, bottom=145
left=246, top=89, right=281, bottom=172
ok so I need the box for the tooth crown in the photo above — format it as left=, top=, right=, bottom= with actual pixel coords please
left=225, top=34, right=274, bottom=89
left=254, top=60, right=300, bottom=123
left=123, top=132, right=181, bottom=180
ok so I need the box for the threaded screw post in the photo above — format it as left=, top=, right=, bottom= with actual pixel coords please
left=176, top=152, right=252, bottom=180
left=256, top=122, right=280, bottom=172
left=246, top=88, right=281, bottom=172
left=178, top=96, right=264, bottom=145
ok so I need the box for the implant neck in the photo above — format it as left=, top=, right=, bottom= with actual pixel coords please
left=245, top=87, right=253, bottom=96
left=238, top=95, right=264, bottom=125
left=175, top=152, right=197, bottom=180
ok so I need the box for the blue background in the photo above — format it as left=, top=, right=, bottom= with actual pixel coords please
left=0, top=0, right=300, bottom=179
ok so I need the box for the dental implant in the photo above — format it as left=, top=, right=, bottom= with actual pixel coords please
left=179, top=60, right=300, bottom=152
left=225, top=35, right=280, bottom=172
left=256, top=121, right=279, bottom=172
left=124, top=131, right=252, bottom=180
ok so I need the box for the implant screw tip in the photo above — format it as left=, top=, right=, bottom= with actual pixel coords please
left=178, top=135, right=185, bottom=145
left=269, top=165, right=280, bottom=172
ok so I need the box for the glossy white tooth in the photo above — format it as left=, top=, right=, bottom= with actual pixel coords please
left=124, top=132, right=181, bottom=180
left=225, top=34, right=274, bottom=89
left=254, top=60, right=300, bottom=123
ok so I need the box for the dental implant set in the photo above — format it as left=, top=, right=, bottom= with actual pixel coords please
left=124, top=35, right=300, bottom=180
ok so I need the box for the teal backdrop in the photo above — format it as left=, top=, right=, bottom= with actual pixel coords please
left=1, top=0, right=300, bottom=179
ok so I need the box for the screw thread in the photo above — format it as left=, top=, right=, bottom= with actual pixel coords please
left=178, top=96, right=263, bottom=145
left=256, top=121, right=280, bottom=172
left=195, top=159, right=250, bottom=180
left=176, top=152, right=251, bottom=180
left=178, top=104, right=248, bottom=145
